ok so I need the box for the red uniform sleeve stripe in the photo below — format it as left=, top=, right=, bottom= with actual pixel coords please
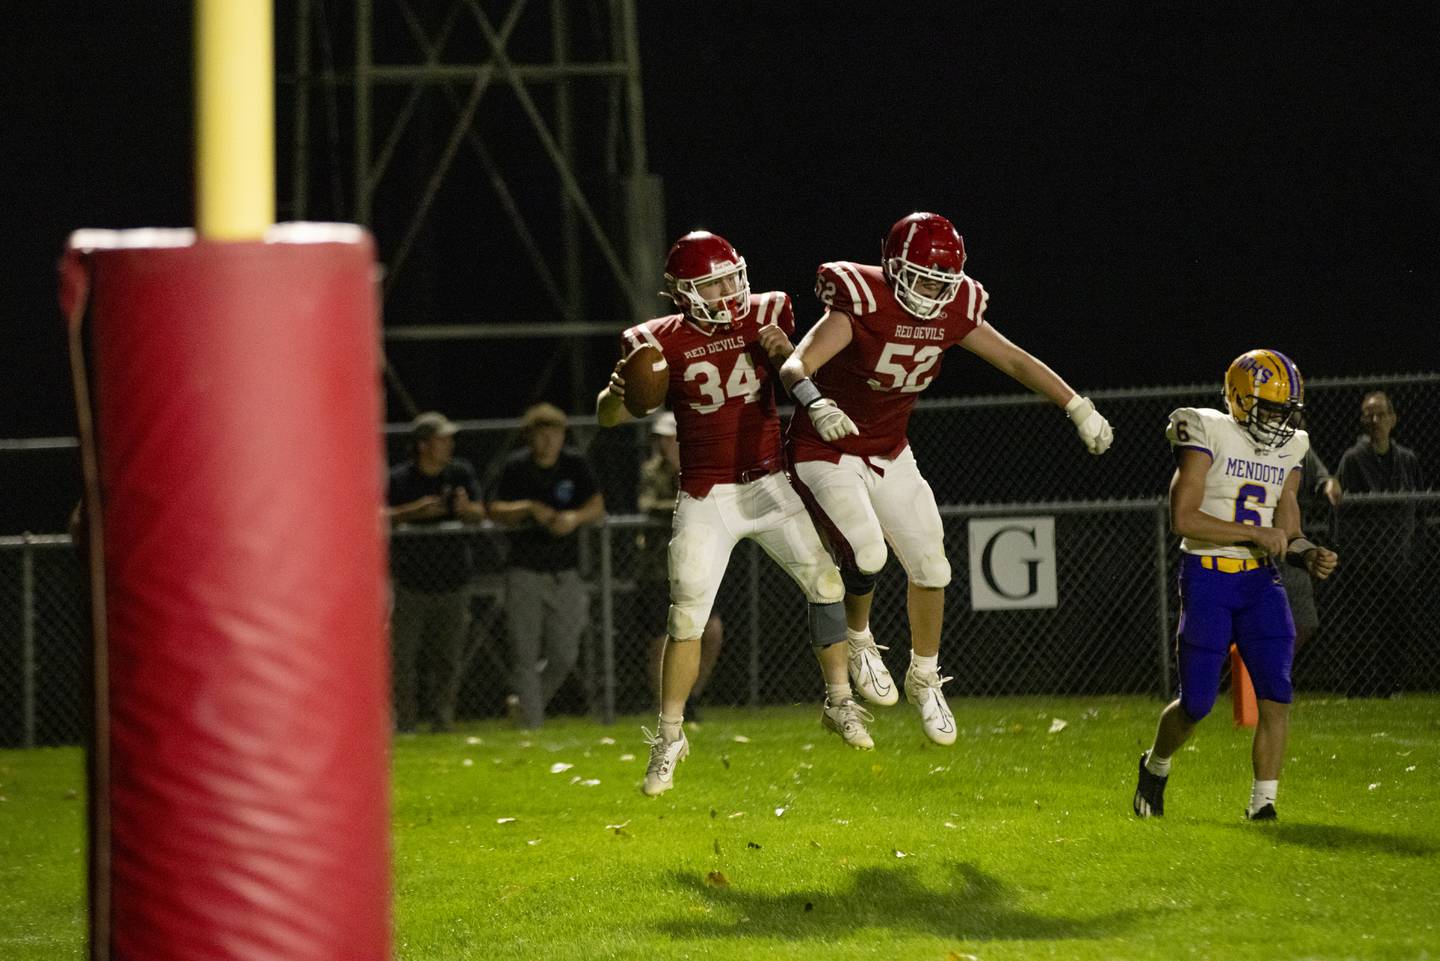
left=966, top=280, right=989, bottom=325
left=637, top=324, right=664, bottom=352
left=824, top=262, right=863, bottom=312
left=759, top=291, right=781, bottom=327
left=832, top=262, right=877, bottom=313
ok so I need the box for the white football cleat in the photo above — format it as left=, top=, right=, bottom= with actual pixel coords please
left=904, top=668, right=957, bottom=746
left=821, top=697, right=876, bottom=750
left=641, top=727, right=689, bottom=796
left=847, top=631, right=899, bottom=706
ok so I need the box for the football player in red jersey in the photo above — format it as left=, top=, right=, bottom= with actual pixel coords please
left=780, top=212, right=1114, bottom=745
left=597, top=231, right=873, bottom=796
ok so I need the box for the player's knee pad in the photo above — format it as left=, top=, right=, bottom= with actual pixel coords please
left=666, top=569, right=712, bottom=642
left=1178, top=686, right=1218, bottom=723
left=908, top=549, right=951, bottom=589
left=665, top=604, right=707, bottom=642
left=807, top=600, right=846, bottom=648
left=1249, top=665, right=1294, bottom=704
left=806, top=564, right=845, bottom=605
left=854, top=541, right=887, bottom=576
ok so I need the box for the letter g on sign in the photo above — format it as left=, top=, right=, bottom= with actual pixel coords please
left=967, top=517, right=1058, bottom=610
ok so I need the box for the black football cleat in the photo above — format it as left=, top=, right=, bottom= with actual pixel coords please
left=1133, top=752, right=1168, bottom=818
left=1246, top=803, right=1278, bottom=821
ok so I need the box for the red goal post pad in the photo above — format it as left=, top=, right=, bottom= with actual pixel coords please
left=61, top=225, right=390, bottom=961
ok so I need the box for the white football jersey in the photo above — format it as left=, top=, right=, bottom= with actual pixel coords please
left=1166, top=407, right=1309, bottom=558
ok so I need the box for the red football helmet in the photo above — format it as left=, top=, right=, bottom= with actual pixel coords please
left=662, top=231, right=750, bottom=325
left=882, top=212, right=966, bottom=320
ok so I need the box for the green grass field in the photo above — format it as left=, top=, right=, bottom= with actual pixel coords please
left=3, top=695, right=1438, bottom=960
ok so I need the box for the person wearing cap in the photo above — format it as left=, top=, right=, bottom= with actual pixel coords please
left=387, top=411, right=486, bottom=733
left=487, top=403, right=606, bottom=730
left=636, top=412, right=724, bottom=721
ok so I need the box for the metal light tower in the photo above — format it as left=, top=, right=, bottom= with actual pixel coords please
left=289, top=0, right=664, bottom=413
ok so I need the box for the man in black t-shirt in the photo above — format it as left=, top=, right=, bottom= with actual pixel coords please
left=487, top=403, right=605, bottom=729
left=1335, top=391, right=1428, bottom=695
left=387, top=411, right=485, bottom=731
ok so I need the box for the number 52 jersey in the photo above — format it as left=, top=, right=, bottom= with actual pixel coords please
left=1167, top=406, right=1309, bottom=559
left=789, top=261, right=989, bottom=464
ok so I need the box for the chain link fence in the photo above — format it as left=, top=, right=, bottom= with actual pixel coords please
left=3, top=373, right=1436, bottom=745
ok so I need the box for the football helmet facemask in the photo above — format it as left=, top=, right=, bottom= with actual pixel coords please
left=882, top=212, right=966, bottom=320
left=1224, top=349, right=1304, bottom=450
left=662, top=231, right=750, bottom=326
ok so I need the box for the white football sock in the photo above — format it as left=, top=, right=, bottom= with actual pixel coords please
left=846, top=627, right=872, bottom=643
left=910, top=653, right=939, bottom=675
left=1145, top=751, right=1172, bottom=777
left=826, top=682, right=854, bottom=705
left=1249, top=779, right=1278, bottom=814
left=658, top=714, right=683, bottom=742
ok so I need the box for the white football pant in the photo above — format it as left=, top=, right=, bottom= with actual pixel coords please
left=666, top=472, right=844, bottom=640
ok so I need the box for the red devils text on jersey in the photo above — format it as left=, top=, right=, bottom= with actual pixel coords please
left=621, top=291, right=794, bottom=497
left=788, top=261, right=988, bottom=463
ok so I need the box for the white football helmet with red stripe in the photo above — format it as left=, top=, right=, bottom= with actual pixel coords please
left=882, top=213, right=966, bottom=320
left=663, top=231, right=751, bottom=326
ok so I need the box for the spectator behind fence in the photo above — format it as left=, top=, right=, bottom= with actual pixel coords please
left=1335, top=390, right=1427, bottom=695
left=387, top=411, right=486, bottom=733
left=636, top=412, right=724, bottom=721
left=1281, top=418, right=1343, bottom=654
left=486, top=403, right=605, bottom=730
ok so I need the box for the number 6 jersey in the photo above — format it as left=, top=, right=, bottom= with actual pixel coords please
left=621, top=291, right=793, bottom=498
left=1167, top=406, right=1309, bottom=559
left=788, top=260, right=989, bottom=464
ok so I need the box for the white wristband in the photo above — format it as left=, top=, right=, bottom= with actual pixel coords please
left=791, top=377, right=823, bottom=408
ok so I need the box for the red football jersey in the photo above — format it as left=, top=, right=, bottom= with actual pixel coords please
left=788, top=261, right=988, bottom=463
left=622, top=291, right=794, bottom=497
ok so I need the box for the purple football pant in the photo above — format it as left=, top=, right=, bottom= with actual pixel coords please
left=1175, top=554, right=1295, bottom=720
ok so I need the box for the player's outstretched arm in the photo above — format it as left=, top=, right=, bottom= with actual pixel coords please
left=959, top=325, right=1112, bottom=454
left=1169, top=450, right=1287, bottom=556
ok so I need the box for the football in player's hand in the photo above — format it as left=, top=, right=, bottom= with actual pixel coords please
left=620, top=345, right=669, bottom=417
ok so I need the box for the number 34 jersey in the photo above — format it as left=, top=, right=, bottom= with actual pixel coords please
left=1166, top=406, right=1310, bottom=559
left=789, top=261, right=989, bottom=464
left=622, top=291, right=793, bottom=498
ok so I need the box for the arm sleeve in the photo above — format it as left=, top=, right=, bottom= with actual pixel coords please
left=814, top=262, right=862, bottom=314
left=960, top=276, right=990, bottom=327
left=1335, top=452, right=1361, bottom=493
left=1166, top=407, right=1212, bottom=458
left=1304, top=447, right=1329, bottom=493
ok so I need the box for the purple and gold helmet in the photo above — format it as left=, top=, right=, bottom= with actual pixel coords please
left=1223, top=349, right=1304, bottom=449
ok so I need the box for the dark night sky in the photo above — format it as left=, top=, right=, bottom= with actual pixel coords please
left=4, top=3, right=1438, bottom=441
